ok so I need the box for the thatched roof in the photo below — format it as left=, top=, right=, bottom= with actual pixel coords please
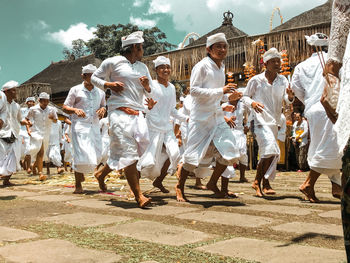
left=271, top=0, right=332, bottom=32
left=187, top=11, right=247, bottom=47
left=22, top=54, right=101, bottom=98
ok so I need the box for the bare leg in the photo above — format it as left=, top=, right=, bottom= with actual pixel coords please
left=25, top=155, right=31, bottom=174
left=299, top=169, right=320, bottom=203
left=221, top=176, right=237, bottom=198
left=261, top=156, right=276, bottom=195
left=239, top=163, right=248, bottom=183
left=2, top=175, right=14, bottom=186
left=153, top=159, right=170, bottom=193
left=94, top=164, right=112, bottom=192
left=175, top=165, right=189, bottom=202
left=206, top=162, right=227, bottom=198
left=46, top=162, right=50, bottom=175
left=332, top=181, right=342, bottom=199
left=124, top=162, right=151, bottom=208
left=252, top=160, right=265, bottom=197
left=194, top=178, right=207, bottom=190
left=73, top=172, right=85, bottom=194
left=36, top=145, right=47, bottom=181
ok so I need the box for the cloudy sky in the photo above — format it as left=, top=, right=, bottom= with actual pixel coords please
left=0, top=0, right=326, bottom=85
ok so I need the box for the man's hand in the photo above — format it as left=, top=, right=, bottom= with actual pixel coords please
left=96, top=107, right=106, bottom=119
left=223, top=83, right=237, bottom=94
left=74, top=109, right=86, bottom=118
left=145, top=98, right=157, bottom=110
left=67, top=137, right=71, bottom=143
left=27, top=129, right=32, bottom=137
left=48, top=113, right=56, bottom=121
left=286, top=85, right=295, bottom=101
left=0, top=119, right=3, bottom=129
left=222, top=104, right=235, bottom=112
left=224, top=116, right=236, bottom=128
left=228, top=90, right=243, bottom=101
left=104, top=81, right=124, bottom=93
left=140, top=76, right=151, bottom=92
left=324, top=60, right=342, bottom=79
left=252, top=101, right=264, bottom=113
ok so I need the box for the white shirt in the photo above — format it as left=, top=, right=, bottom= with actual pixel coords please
left=292, top=120, right=309, bottom=147
left=146, top=81, right=186, bottom=132
left=0, top=91, right=6, bottom=125
left=49, top=120, right=62, bottom=145
left=0, top=99, right=21, bottom=138
left=242, top=72, right=292, bottom=126
left=190, top=56, right=227, bottom=123
left=26, top=104, right=57, bottom=138
left=91, top=55, right=152, bottom=111
left=99, top=118, right=109, bottom=138
left=277, top=113, right=287, bottom=142
left=64, top=83, right=106, bottom=127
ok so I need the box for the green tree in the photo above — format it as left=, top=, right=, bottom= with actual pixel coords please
left=62, top=39, right=89, bottom=60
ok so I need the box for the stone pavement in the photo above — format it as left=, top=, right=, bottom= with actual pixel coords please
left=0, top=169, right=346, bottom=263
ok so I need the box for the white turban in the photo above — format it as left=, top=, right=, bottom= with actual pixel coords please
left=25, top=97, right=35, bottom=103
left=39, top=92, right=50, bottom=100
left=305, top=33, right=328, bottom=47
left=263, top=48, right=281, bottom=63
left=121, top=31, right=144, bottom=48
left=153, top=56, right=170, bottom=68
left=206, top=33, right=228, bottom=48
left=2, top=80, right=19, bottom=91
left=82, top=64, right=97, bottom=74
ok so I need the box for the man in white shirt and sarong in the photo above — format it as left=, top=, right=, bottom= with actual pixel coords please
left=63, top=64, right=106, bottom=194
left=0, top=81, right=28, bottom=185
left=137, top=56, right=187, bottom=193
left=46, top=114, right=64, bottom=175
left=242, top=48, right=295, bottom=197
left=26, top=92, right=58, bottom=181
left=175, top=33, right=242, bottom=202
left=92, top=31, right=155, bottom=208
left=292, top=33, right=342, bottom=202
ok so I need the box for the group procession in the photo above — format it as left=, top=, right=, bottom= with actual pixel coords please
left=1, top=0, right=350, bottom=257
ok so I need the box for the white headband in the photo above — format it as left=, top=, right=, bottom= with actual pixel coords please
left=39, top=92, right=50, bottom=100
left=153, top=56, right=170, bottom=68
left=82, top=64, right=97, bottom=74
left=305, top=33, right=329, bottom=47
left=25, top=97, right=35, bottom=103
left=121, top=31, right=144, bottom=48
left=263, top=48, right=281, bottom=63
left=2, top=80, right=18, bottom=91
left=206, top=33, right=228, bottom=48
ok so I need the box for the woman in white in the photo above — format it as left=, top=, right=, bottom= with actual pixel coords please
left=63, top=64, right=106, bottom=194
left=26, top=92, right=57, bottom=181
left=137, top=56, right=186, bottom=193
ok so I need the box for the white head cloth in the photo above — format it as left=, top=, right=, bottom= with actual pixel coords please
left=39, top=92, right=50, bottom=100
left=153, top=56, right=170, bottom=68
left=25, top=97, right=35, bottom=103
left=305, top=33, right=329, bottom=47
left=82, top=64, right=97, bottom=74
left=263, top=48, right=281, bottom=63
left=121, top=31, right=144, bottom=48
left=206, top=33, right=228, bottom=48
left=2, top=80, right=19, bottom=91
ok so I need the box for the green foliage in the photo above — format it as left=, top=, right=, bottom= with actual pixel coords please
left=62, top=39, right=89, bottom=60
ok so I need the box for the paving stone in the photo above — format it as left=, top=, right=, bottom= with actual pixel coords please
left=0, top=190, right=41, bottom=197
left=139, top=261, right=159, bottom=263
left=41, top=212, right=131, bottom=227
left=271, top=222, right=343, bottom=237
left=99, top=220, right=213, bottom=246
left=175, top=211, right=274, bottom=227
left=231, top=204, right=321, bottom=216
left=111, top=204, right=199, bottom=216
left=0, top=226, right=39, bottom=242
left=318, top=210, right=342, bottom=219
left=24, top=194, right=82, bottom=202
left=15, top=185, right=56, bottom=191
left=69, top=199, right=114, bottom=210
left=196, top=237, right=345, bottom=263
left=0, top=239, right=121, bottom=263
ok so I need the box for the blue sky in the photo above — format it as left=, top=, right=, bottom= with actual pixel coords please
left=0, top=0, right=326, bottom=85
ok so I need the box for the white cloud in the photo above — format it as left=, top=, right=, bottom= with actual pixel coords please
left=148, top=0, right=171, bottom=14
left=0, top=66, right=2, bottom=71
left=37, top=20, right=49, bottom=30
left=130, top=16, right=157, bottom=28
left=47, top=23, right=96, bottom=48
left=133, top=0, right=146, bottom=7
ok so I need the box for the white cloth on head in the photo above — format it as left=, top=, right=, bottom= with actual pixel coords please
left=263, top=48, right=281, bottom=63
left=153, top=56, right=170, bottom=68
left=91, top=56, right=153, bottom=112
left=121, top=31, right=144, bottom=48
left=25, top=97, right=35, bottom=103
left=305, top=33, right=328, bottom=47
left=39, top=92, right=50, bottom=100
left=206, top=32, right=228, bottom=48
left=82, top=64, right=97, bottom=74
left=64, top=83, right=106, bottom=173
left=99, top=117, right=110, bottom=165
left=2, top=80, right=18, bottom=91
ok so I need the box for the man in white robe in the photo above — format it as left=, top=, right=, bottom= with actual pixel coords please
left=242, top=48, right=295, bottom=197
left=291, top=33, right=342, bottom=202
left=63, top=64, right=106, bottom=194
left=137, top=56, right=187, bottom=193
left=0, top=81, right=28, bottom=185
left=91, top=31, right=155, bottom=208
left=26, top=92, right=58, bottom=181
left=176, top=33, right=242, bottom=202
left=46, top=114, right=64, bottom=175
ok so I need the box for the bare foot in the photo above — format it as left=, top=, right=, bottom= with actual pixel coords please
left=153, top=181, right=169, bottom=193
left=3, top=179, right=14, bottom=186
left=175, top=184, right=188, bottom=202
left=331, top=182, right=342, bottom=200
left=263, top=187, right=276, bottom=195
left=73, top=186, right=84, bottom=194
left=223, top=191, right=238, bottom=198
left=57, top=168, right=64, bottom=174
left=32, top=166, right=37, bottom=176
left=299, top=184, right=320, bottom=203
left=239, top=177, right=249, bottom=183
left=206, top=183, right=226, bottom=198
left=26, top=168, right=32, bottom=175
left=94, top=170, right=107, bottom=192
left=136, top=194, right=151, bottom=208
left=194, top=183, right=207, bottom=190
left=252, top=182, right=263, bottom=197
left=39, top=173, right=47, bottom=181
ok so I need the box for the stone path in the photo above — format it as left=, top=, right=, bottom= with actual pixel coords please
left=0, top=170, right=345, bottom=262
